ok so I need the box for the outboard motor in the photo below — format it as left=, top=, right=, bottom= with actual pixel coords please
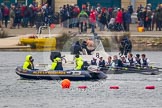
left=50, top=51, right=61, bottom=62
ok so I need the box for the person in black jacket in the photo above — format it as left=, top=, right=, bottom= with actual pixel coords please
left=35, top=9, right=44, bottom=34
left=99, top=57, right=105, bottom=67
left=73, top=41, right=82, bottom=55
left=91, top=57, right=97, bottom=65
left=119, top=36, right=132, bottom=56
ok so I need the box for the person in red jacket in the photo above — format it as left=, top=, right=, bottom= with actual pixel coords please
left=3, top=5, right=9, bottom=28
left=89, top=8, right=96, bottom=33
left=115, top=8, right=123, bottom=31
left=116, top=8, right=123, bottom=24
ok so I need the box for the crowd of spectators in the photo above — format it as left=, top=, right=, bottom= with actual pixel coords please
left=137, top=4, right=162, bottom=31
left=59, top=3, right=133, bottom=33
left=0, top=2, right=162, bottom=33
left=0, top=2, right=58, bottom=33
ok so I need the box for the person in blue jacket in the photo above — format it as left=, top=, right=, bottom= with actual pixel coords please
left=91, top=57, right=97, bottom=65
left=99, top=57, right=105, bottom=67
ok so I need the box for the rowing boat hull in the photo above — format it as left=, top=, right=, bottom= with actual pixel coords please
left=102, top=67, right=160, bottom=75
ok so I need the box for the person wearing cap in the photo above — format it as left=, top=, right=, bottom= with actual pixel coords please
left=23, top=55, right=34, bottom=70
left=74, top=54, right=83, bottom=70
left=91, top=57, right=97, bottom=65
left=78, top=8, right=88, bottom=32
left=141, top=54, right=149, bottom=67
left=98, top=57, right=105, bottom=67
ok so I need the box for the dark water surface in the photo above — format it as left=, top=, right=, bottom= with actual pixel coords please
left=0, top=51, right=162, bottom=108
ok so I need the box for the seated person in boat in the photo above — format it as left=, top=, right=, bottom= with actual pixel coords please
left=50, top=55, right=63, bottom=70
left=91, top=57, right=97, bottom=65
left=23, top=55, right=34, bottom=70
left=86, top=38, right=94, bottom=48
left=106, top=56, right=112, bottom=66
left=141, top=54, right=149, bottom=67
left=75, top=55, right=84, bottom=70
left=127, top=53, right=135, bottom=66
left=120, top=55, right=129, bottom=67
left=111, top=55, right=123, bottom=68
left=72, top=41, right=82, bottom=55
left=81, top=41, right=95, bottom=55
left=99, top=57, right=105, bottom=67
left=135, top=54, right=141, bottom=66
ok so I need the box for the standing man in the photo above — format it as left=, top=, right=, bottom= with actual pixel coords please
left=89, top=8, right=96, bottom=33
left=9, top=4, right=15, bottom=29
left=123, top=9, right=131, bottom=31
left=78, top=6, right=88, bottom=33
left=3, top=5, right=9, bottom=28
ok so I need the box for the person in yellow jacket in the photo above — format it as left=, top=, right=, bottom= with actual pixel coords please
left=50, top=57, right=63, bottom=70
left=75, top=55, right=83, bottom=70
left=23, top=55, right=34, bottom=70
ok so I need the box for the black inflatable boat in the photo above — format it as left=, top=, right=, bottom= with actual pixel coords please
left=15, top=67, right=107, bottom=81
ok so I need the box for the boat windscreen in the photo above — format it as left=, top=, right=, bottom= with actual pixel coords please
left=94, top=40, right=105, bottom=52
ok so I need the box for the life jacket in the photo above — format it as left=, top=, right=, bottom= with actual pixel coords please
left=54, top=57, right=63, bottom=70
left=75, top=57, right=84, bottom=70
left=91, top=60, right=97, bottom=65
left=23, top=55, right=34, bottom=70
left=27, top=63, right=34, bottom=70
left=136, top=58, right=141, bottom=65
left=106, top=61, right=112, bottom=66
left=99, top=60, right=105, bottom=67
left=142, top=58, right=148, bottom=66
left=118, top=59, right=123, bottom=67
left=128, top=57, right=134, bottom=66
left=112, top=59, right=123, bottom=67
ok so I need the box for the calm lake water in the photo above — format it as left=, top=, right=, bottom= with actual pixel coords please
left=0, top=51, right=162, bottom=108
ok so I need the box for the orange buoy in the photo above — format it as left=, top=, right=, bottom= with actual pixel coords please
left=110, top=86, right=119, bottom=89
left=78, top=86, right=87, bottom=89
left=61, top=79, right=71, bottom=89
left=50, top=24, right=55, bottom=29
left=145, top=86, right=155, bottom=89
